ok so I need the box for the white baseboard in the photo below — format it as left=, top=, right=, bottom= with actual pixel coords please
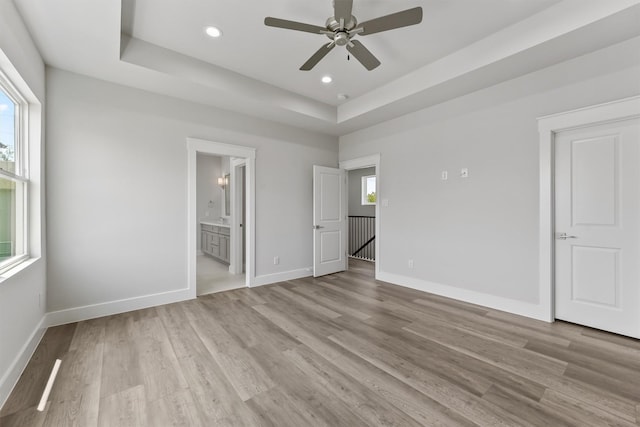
left=44, top=288, right=193, bottom=327
left=377, top=271, right=550, bottom=322
left=0, top=316, right=47, bottom=410
left=251, top=268, right=312, bottom=288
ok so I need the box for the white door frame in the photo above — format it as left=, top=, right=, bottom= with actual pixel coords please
left=537, top=96, right=640, bottom=322
left=187, top=138, right=256, bottom=298
left=339, top=154, right=381, bottom=280
left=230, top=157, right=246, bottom=275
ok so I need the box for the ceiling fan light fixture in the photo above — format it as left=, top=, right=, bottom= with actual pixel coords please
left=204, top=26, right=222, bottom=38
left=321, top=75, right=333, bottom=84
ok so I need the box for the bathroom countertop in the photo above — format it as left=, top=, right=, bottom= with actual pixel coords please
left=200, top=220, right=230, bottom=228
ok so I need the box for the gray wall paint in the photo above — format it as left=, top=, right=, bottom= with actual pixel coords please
left=46, top=68, right=338, bottom=312
left=348, top=167, right=375, bottom=217
left=0, top=0, right=47, bottom=405
left=340, top=37, right=640, bottom=305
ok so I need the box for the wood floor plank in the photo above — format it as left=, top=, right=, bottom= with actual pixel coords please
left=154, top=302, right=209, bottom=360
left=414, top=297, right=572, bottom=347
left=481, top=384, right=574, bottom=427
left=43, top=333, right=103, bottom=426
left=526, top=338, right=640, bottom=396
left=289, top=284, right=372, bottom=320
left=146, top=389, right=205, bottom=427
left=252, top=303, right=477, bottom=426
left=246, top=386, right=330, bottom=427
left=159, top=302, right=262, bottom=426
left=383, top=324, right=547, bottom=402
left=132, top=316, right=188, bottom=402
left=186, top=299, right=275, bottom=401
left=403, top=321, right=568, bottom=380
left=5, top=259, right=640, bottom=426
left=246, top=341, right=370, bottom=427
left=283, top=345, right=426, bottom=427
left=97, top=384, right=147, bottom=427
left=563, top=363, right=640, bottom=402
left=292, top=283, right=389, bottom=319
left=200, top=297, right=300, bottom=351
left=0, top=324, right=76, bottom=417
left=331, top=314, right=494, bottom=397
left=328, top=329, right=517, bottom=427
left=539, top=388, right=638, bottom=427
left=0, top=403, right=49, bottom=427
left=272, top=284, right=342, bottom=319
left=43, top=381, right=101, bottom=427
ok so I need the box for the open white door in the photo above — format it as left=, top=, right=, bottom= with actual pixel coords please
left=313, top=165, right=346, bottom=277
left=555, top=118, right=640, bottom=338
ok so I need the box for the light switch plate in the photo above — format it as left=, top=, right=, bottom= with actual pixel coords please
left=460, top=168, right=469, bottom=178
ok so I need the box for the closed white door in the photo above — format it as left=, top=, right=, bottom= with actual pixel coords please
left=313, top=165, right=346, bottom=277
left=555, top=118, right=640, bottom=338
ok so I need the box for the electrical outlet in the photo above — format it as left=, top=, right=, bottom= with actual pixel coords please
left=441, top=171, right=448, bottom=180
left=460, top=168, right=469, bottom=178
left=408, top=259, right=414, bottom=269
left=273, top=256, right=279, bottom=265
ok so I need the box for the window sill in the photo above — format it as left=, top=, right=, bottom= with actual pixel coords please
left=0, top=257, right=40, bottom=284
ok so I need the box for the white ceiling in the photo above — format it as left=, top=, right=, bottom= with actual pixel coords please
left=13, top=0, right=640, bottom=136
left=127, top=0, right=560, bottom=105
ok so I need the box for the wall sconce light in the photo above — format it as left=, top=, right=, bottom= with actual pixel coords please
left=217, top=175, right=229, bottom=188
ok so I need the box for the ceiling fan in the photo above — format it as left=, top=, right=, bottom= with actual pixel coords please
left=264, top=0, right=423, bottom=71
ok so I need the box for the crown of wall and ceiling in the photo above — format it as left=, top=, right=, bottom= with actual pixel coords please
left=14, top=0, right=640, bottom=136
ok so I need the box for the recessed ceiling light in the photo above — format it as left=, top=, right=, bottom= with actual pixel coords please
left=205, top=26, right=222, bottom=38
left=321, top=75, right=333, bottom=84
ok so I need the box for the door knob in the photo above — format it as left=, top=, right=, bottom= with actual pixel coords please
left=313, top=225, right=324, bottom=230
left=557, top=232, right=578, bottom=240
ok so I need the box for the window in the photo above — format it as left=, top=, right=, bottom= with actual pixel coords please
left=0, top=73, right=28, bottom=272
left=361, top=175, right=376, bottom=205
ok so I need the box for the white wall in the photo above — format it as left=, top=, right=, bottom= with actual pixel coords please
left=0, top=0, right=46, bottom=408
left=45, top=68, right=337, bottom=315
left=196, top=153, right=223, bottom=250
left=340, top=37, right=640, bottom=318
left=348, top=167, right=376, bottom=217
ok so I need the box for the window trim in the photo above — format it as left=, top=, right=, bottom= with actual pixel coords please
left=0, top=70, right=29, bottom=275
left=361, top=174, right=376, bottom=206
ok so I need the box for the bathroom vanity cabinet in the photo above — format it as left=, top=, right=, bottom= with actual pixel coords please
left=201, top=223, right=230, bottom=264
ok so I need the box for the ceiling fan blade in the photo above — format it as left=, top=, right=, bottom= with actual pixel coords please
left=300, top=42, right=336, bottom=71
left=264, top=17, right=328, bottom=34
left=333, top=0, right=353, bottom=28
left=346, top=40, right=381, bottom=71
left=358, top=7, right=423, bottom=36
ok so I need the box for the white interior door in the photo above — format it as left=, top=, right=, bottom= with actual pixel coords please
left=313, top=165, right=346, bottom=277
left=555, top=118, right=640, bottom=338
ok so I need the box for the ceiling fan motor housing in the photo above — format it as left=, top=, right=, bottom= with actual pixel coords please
left=325, top=16, right=357, bottom=46
left=334, top=31, right=349, bottom=46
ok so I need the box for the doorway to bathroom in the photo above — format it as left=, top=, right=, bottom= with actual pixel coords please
left=187, top=138, right=256, bottom=298
left=195, top=153, right=244, bottom=295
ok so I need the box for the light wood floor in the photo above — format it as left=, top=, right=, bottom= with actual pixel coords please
left=2, top=259, right=640, bottom=426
